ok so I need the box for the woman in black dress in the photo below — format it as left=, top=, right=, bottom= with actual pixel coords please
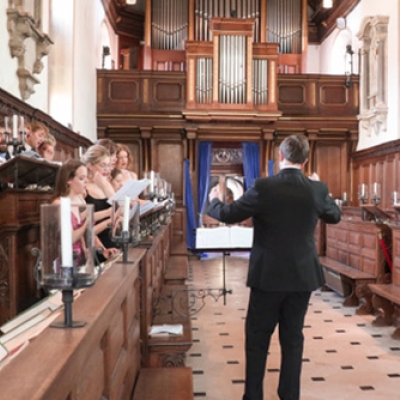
left=82, top=145, right=119, bottom=262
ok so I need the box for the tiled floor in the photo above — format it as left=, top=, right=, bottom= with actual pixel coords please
left=185, top=254, right=400, bottom=400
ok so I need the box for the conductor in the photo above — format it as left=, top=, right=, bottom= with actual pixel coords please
left=208, top=135, right=341, bottom=400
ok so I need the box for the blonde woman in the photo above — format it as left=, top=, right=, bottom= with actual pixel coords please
left=82, top=145, right=118, bottom=259
left=115, top=143, right=137, bottom=184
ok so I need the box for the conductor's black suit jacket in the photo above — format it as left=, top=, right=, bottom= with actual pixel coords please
left=207, top=168, right=341, bottom=292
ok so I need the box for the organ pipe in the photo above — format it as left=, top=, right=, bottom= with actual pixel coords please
left=195, top=0, right=260, bottom=42
left=152, top=0, right=189, bottom=50
left=266, top=0, right=302, bottom=54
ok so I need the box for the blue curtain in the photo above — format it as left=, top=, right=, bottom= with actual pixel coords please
left=184, top=159, right=196, bottom=249
left=242, top=142, right=260, bottom=189
left=268, top=160, right=274, bottom=177
left=197, top=141, right=213, bottom=225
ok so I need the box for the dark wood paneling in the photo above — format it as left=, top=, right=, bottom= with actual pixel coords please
left=109, top=80, right=139, bottom=101
left=352, top=139, right=400, bottom=209
left=0, top=190, right=53, bottom=324
left=315, top=142, right=343, bottom=199
left=153, top=139, right=185, bottom=202
left=278, top=74, right=359, bottom=116
left=279, top=84, right=305, bottom=105
left=97, top=70, right=186, bottom=115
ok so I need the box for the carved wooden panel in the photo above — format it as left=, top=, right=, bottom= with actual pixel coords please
left=278, top=84, right=305, bottom=105
left=109, top=80, right=139, bottom=101
left=97, top=71, right=186, bottom=114
left=0, top=190, right=54, bottom=324
left=153, top=139, right=185, bottom=202
left=75, top=345, right=105, bottom=399
left=277, top=74, right=359, bottom=116
left=320, top=85, right=347, bottom=106
left=314, top=142, right=344, bottom=200
left=172, top=206, right=187, bottom=247
left=325, top=219, right=389, bottom=280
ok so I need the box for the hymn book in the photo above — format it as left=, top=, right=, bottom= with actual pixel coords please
left=0, top=291, right=62, bottom=335
left=149, top=324, right=183, bottom=337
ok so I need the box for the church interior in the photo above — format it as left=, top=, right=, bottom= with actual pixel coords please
left=0, top=0, right=400, bottom=399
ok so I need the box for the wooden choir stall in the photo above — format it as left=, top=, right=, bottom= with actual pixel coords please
left=0, top=202, right=194, bottom=400
left=0, top=88, right=92, bottom=326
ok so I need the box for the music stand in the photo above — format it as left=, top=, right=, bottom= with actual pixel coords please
left=0, top=155, right=59, bottom=189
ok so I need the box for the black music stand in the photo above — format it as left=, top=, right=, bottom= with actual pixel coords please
left=194, top=246, right=250, bottom=305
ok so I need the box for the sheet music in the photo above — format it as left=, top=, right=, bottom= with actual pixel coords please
left=196, top=226, right=253, bottom=249
left=229, top=226, right=253, bottom=248
left=196, top=227, right=231, bottom=248
left=107, top=179, right=150, bottom=205
left=140, top=200, right=154, bottom=215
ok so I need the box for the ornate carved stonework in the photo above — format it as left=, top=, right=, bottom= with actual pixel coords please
left=6, top=1, right=53, bottom=100
left=357, top=16, right=389, bottom=138
left=212, top=148, right=243, bottom=165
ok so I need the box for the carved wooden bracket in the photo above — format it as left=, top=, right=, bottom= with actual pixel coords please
left=6, top=2, right=53, bottom=100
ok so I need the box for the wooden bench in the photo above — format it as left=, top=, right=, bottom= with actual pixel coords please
left=140, top=226, right=192, bottom=367
left=368, top=224, right=400, bottom=339
left=320, top=218, right=391, bottom=314
left=165, top=255, right=189, bottom=285
left=133, top=367, right=193, bottom=400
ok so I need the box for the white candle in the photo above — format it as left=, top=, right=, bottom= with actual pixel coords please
left=4, top=117, right=9, bottom=133
left=123, top=195, right=130, bottom=232
left=360, top=184, right=365, bottom=196
left=343, top=192, right=347, bottom=201
left=19, top=116, right=24, bottom=138
left=373, top=182, right=377, bottom=195
left=60, top=197, right=73, bottom=267
left=12, top=115, right=18, bottom=139
left=150, top=170, right=155, bottom=193
left=394, top=191, right=398, bottom=205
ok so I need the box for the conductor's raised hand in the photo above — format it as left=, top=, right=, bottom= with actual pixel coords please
left=209, top=184, right=221, bottom=202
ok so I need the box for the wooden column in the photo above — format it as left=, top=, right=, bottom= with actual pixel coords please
left=260, top=0, right=267, bottom=43
left=143, top=0, right=152, bottom=70
left=301, top=0, right=308, bottom=73
left=140, top=127, right=152, bottom=171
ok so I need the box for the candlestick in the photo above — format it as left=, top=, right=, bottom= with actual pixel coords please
left=60, top=197, right=73, bottom=267
left=150, top=170, right=155, bottom=193
left=123, top=195, right=130, bottom=231
left=12, top=115, right=18, bottom=139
